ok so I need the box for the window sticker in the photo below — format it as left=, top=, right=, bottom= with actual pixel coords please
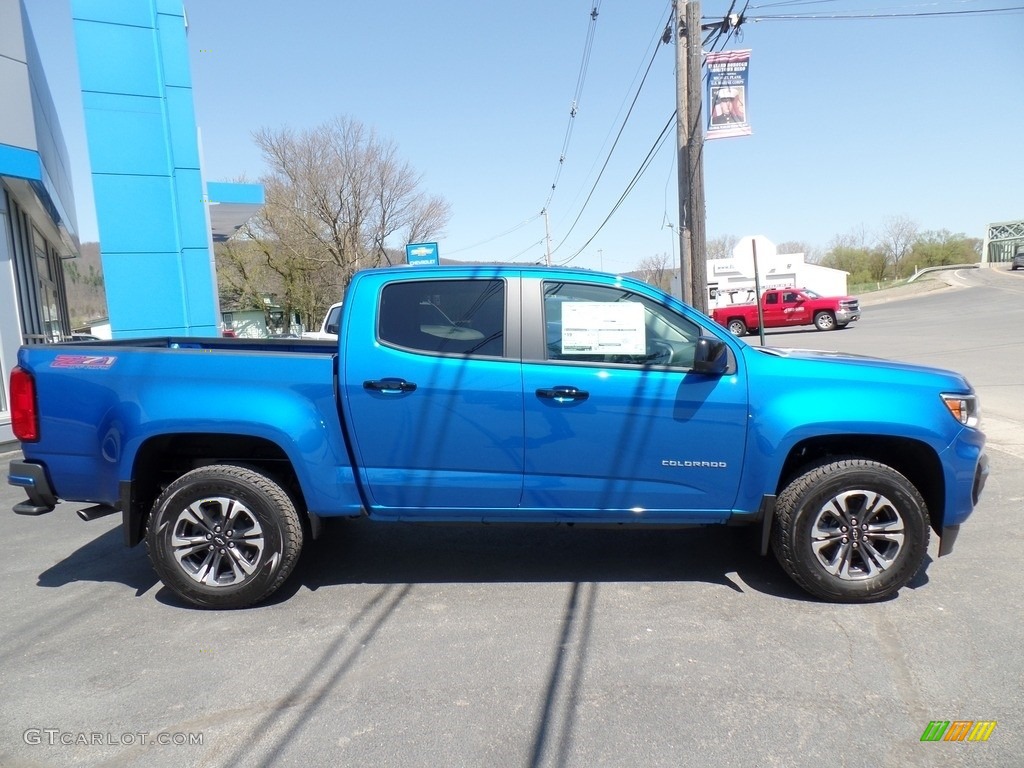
left=561, top=302, right=646, bottom=355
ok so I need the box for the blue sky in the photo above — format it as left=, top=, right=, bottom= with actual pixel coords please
left=25, top=0, right=1024, bottom=273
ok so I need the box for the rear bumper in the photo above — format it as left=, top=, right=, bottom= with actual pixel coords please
left=8, top=460, right=58, bottom=515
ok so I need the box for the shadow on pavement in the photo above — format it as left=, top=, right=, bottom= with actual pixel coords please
left=35, top=526, right=160, bottom=597
left=31, top=515, right=932, bottom=607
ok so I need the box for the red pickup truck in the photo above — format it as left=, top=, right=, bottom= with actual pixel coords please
left=712, top=288, right=861, bottom=336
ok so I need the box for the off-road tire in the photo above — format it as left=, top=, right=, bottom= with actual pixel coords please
left=145, top=464, right=303, bottom=609
left=771, top=459, right=929, bottom=602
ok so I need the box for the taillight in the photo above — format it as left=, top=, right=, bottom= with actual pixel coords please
left=10, top=367, right=39, bottom=442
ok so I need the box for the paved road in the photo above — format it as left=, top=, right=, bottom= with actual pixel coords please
left=1, top=266, right=1021, bottom=768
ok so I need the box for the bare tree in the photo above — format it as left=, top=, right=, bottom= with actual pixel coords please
left=636, top=252, right=672, bottom=292
left=250, top=116, right=452, bottom=322
left=776, top=240, right=818, bottom=264
left=877, top=215, right=919, bottom=279
left=707, top=234, right=739, bottom=260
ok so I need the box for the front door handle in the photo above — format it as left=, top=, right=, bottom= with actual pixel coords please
left=364, top=377, right=417, bottom=393
left=535, top=386, right=589, bottom=403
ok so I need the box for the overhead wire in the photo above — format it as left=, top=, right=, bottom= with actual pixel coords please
left=561, top=112, right=677, bottom=263
left=557, top=0, right=1018, bottom=268
left=549, top=7, right=672, bottom=262
left=562, top=0, right=749, bottom=265
left=443, top=213, right=542, bottom=257
left=748, top=2, right=1024, bottom=20
left=543, top=1, right=603, bottom=214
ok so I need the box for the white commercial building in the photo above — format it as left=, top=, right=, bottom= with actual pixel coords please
left=707, top=235, right=849, bottom=307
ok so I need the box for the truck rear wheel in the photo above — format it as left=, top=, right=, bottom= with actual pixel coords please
left=813, top=311, right=836, bottom=331
left=727, top=318, right=747, bottom=336
left=145, top=464, right=303, bottom=609
left=771, top=459, right=929, bottom=602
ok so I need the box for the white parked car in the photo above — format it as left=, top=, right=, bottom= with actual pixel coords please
left=301, top=302, right=343, bottom=340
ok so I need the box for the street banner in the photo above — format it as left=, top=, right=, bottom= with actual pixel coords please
left=706, top=49, right=751, bottom=140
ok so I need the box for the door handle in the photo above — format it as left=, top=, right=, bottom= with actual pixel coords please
left=535, top=386, right=589, bottom=403
left=364, top=378, right=417, bottom=393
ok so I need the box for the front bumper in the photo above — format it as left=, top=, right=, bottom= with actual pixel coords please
left=835, top=309, right=861, bottom=324
left=8, top=460, right=58, bottom=515
left=938, top=450, right=989, bottom=557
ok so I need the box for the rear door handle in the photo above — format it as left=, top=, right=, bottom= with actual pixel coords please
left=364, top=377, right=417, bottom=393
left=535, top=386, right=589, bottom=403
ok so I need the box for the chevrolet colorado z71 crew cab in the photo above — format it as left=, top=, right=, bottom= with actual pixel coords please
left=8, top=266, right=987, bottom=608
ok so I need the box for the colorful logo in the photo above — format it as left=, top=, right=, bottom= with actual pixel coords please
left=920, top=721, right=997, bottom=742
left=51, top=354, right=117, bottom=370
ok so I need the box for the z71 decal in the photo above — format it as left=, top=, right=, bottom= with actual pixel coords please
left=51, top=355, right=117, bottom=370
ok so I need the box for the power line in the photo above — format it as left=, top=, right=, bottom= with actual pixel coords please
left=550, top=6, right=673, bottom=233
left=543, top=1, right=604, bottom=214
left=560, top=1, right=744, bottom=266
left=443, top=213, right=543, bottom=256
left=549, top=18, right=670, bottom=259
left=560, top=112, right=677, bottom=264
left=749, top=4, right=1024, bottom=20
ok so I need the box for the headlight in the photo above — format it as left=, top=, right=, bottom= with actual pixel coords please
left=941, top=393, right=980, bottom=428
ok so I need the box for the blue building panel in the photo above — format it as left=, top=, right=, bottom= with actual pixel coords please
left=80, top=92, right=170, bottom=176
left=163, top=86, right=200, bottom=169
left=156, top=10, right=192, bottom=88
left=101, top=251, right=188, bottom=337
left=73, top=19, right=161, bottom=98
left=71, top=0, right=157, bottom=29
left=180, top=248, right=219, bottom=331
left=155, top=0, right=185, bottom=18
left=0, top=143, right=41, bottom=181
left=72, top=0, right=263, bottom=338
left=206, top=182, right=265, bottom=206
left=91, top=174, right=178, bottom=254
left=173, top=168, right=209, bottom=249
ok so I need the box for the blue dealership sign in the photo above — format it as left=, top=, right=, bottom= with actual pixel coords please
left=406, top=242, right=439, bottom=266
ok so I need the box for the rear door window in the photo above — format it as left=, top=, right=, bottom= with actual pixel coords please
left=378, top=279, right=505, bottom=357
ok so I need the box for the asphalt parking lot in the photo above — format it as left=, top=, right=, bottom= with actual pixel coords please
left=1, top=266, right=1021, bottom=768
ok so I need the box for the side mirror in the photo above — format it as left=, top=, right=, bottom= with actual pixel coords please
left=325, top=323, right=340, bottom=336
left=692, top=336, right=729, bottom=375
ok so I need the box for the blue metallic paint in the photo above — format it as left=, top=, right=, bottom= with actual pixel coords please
left=12, top=266, right=987, bottom=538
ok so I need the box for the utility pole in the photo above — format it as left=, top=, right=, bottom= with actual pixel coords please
left=685, top=1, right=708, bottom=313
left=674, top=0, right=708, bottom=313
left=674, top=0, right=692, bottom=306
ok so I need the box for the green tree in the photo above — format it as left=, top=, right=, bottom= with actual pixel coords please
left=909, top=230, right=982, bottom=270
left=821, top=230, right=886, bottom=283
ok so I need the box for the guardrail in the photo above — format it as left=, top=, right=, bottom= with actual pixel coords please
left=907, top=263, right=980, bottom=283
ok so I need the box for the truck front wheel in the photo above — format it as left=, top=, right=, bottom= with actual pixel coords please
left=813, top=311, right=837, bottom=331
left=771, top=459, right=929, bottom=602
left=145, top=464, right=304, bottom=609
left=727, top=318, right=748, bottom=336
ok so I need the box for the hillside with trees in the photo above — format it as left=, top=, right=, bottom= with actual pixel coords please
left=62, top=241, right=106, bottom=328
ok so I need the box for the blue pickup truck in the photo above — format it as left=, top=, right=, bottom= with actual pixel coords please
left=8, top=266, right=988, bottom=608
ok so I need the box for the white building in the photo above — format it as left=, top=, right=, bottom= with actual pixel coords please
left=707, top=235, right=849, bottom=307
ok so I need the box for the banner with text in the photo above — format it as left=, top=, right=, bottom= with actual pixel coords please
left=706, top=49, right=751, bottom=140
